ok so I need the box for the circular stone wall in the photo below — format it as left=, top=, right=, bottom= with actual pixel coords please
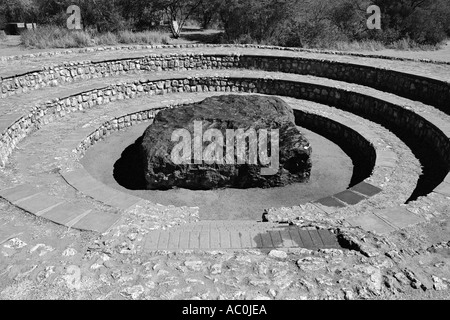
left=0, top=45, right=449, bottom=234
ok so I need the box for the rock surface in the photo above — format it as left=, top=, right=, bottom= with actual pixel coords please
left=140, top=95, right=312, bottom=190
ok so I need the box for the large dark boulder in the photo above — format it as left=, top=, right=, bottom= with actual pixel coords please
left=140, top=95, right=312, bottom=190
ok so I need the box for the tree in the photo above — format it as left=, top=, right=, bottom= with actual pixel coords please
left=0, top=0, right=38, bottom=22
left=220, top=0, right=293, bottom=43
left=118, top=0, right=163, bottom=31
left=154, top=0, right=203, bottom=38
left=372, top=0, right=449, bottom=44
left=194, top=0, right=221, bottom=29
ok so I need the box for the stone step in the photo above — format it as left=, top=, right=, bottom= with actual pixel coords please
left=143, top=223, right=340, bottom=252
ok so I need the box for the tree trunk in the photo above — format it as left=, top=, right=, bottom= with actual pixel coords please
left=170, top=20, right=180, bottom=38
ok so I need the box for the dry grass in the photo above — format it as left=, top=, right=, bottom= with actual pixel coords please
left=303, top=39, right=441, bottom=52
left=20, top=26, right=171, bottom=49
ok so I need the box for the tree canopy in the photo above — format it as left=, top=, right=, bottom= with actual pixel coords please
left=1, top=0, right=449, bottom=46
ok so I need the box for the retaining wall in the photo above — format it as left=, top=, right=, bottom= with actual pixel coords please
left=1, top=77, right=448, bottom=177
left=2, top=54, right=450, bottom=116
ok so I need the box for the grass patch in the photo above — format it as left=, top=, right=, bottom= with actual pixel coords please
left=20, top=26, right=171, bottom=49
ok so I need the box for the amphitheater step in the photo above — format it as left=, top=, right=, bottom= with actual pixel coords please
left=62, top=169, right=142, bottom=210
left=0, top=184, right=42, bottom=204
left=0, top=184, right=123, bottom=233
left=40, top=202, right=93, bottom=227
left=0, top=114, right=22, bottom=132
left=314, top=196, right=346, bottom=208
left=345, top=207, right=426, bottom=235
left=333, top=190, right=367, bottom=205
left=71, top=210, right=121, bottom=234
left=346, top=213, right=397, bottom=235
left=142, top=221, right=341, bottom=252
left=434, top=181, right=450, bottom=197
left=375, top=207, right=425, bottom=230
left=15, top=194, right=65, bottom=216
left=350, top=182, right=383, bottom=197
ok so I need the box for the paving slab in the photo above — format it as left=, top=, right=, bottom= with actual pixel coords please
left=189, top=231, right=200, bottom=249
left=210, top=230, right=220, bottom=249
left=311, top=203, right=339, bottom=214
left=260, top=231, right=274, bottom=248
left=350, top=182, right=383, bottom=197
left=144, top=230, right=161, bottom=251
left=72, top=211, right=121, bottom=233
left=445, top=173, right=450, bottom=184
left=158, top=231, right=170, bottom=250
left=314, top=196, right=346, bottom=208
left=199, top=230, right=210, bottom=249
left=269, top=230, right=283, bottom=248
left=90, top=189, right=142, bottom=210
left=0, top=184, right=41, bottom=203
left=82, top=186, right=120, bottom=203
left=42, top=202, right=92, bottom=227
left=333, top=190, right=367, bottom=205
left=346, top=213, right=397, bottom=235
left=375, top=207, right=425, bottom=229
left=251, top=231, right=264, bottom=248
left=434, top=182, right=450, bottom=197
left=317, top=229, right=340, bottom=248
left=288, top=228, right=304, bottom=247
left=141, top=223, right=345, bottom=251
left=219, top=230, right=231, bottom=249
left=279, top=229, right=296, bottom=248
left=178, top=231, right=190, bottom=249
left=63, top=170, right=103, bottom=192
left=298, top=230, right=316, bottom=249
left=308, top=229, right=324, bottom=247
left=239, top=230, right=252, bottom=248
left=61, top=168, right=92, bottom=184
left=229, top=231, right=241, bottom=248
left=167, top=230, right=180, bottom=250
left=16, top=194, right=65, bottom=216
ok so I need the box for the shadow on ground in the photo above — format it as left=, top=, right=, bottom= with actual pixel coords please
left=178, top=30, right=223, bottom=44
left=252, top=226, right=342, bottom=250
left=113, top=136, right=147, bottom=190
